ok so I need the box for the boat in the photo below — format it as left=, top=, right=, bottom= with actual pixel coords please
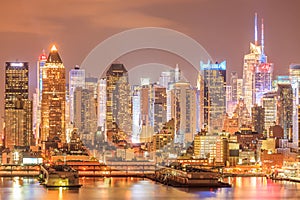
left=152, top=166, right=231, bottom=187
left=39, top=164, right=82, bottom=188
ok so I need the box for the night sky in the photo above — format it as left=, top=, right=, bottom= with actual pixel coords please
left=0, top=0, right=300, bottom=106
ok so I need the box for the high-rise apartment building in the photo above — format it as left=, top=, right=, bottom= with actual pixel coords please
left=69, top=66, right=85, bottom=123
left=200, top=60, right=226, bottom=133
left=4, top=62, right=33, bottom=149
left=106, top=63, right=132, bottom=142
left=41, top=45, right=66, bottom=144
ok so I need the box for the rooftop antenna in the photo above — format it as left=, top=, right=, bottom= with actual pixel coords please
left=261, top=18, right=265, bottom=55
left=254, top=12, right=258, bottom=46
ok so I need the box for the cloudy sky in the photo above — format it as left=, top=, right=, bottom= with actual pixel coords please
left=0, top=0, right=300, bottom=98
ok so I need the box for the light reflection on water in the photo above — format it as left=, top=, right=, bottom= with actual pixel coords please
left=0, top=177, right=299, bottom=199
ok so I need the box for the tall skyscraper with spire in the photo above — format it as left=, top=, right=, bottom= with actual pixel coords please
left=4, top=62, right=33, bottom=149
left=41, top=45, right=66, bottom=146
left=242, top=13, right=273, bottom=112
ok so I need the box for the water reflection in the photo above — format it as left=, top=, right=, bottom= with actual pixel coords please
left=0, top=177, right=299, bottom=199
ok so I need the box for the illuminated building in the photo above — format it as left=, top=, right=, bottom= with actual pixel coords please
left=41, top=45, right=66, bottom=144
left=251, top=104, right=265, bottom=134
left=33, top=51, right=47, bottom=145
left=230, top=72, right=238, bottom=102
left=255, top=62, right=274, bottom=105
left=243, top=13, right=273, bottom=111
left=97, top=78, right=106, bottom=129
left=277, top=84, right=293, bottom=141
left=273, top=76, right=290, bottom=90
left=4, top=62, right=33, bottom=149
left=222, top=115, right=239, bottom=134
left=85, top=77, right=98, bottom=98
left=232, top=98, right=251, bottom=129
left=136, top=83, right=167, bottom=143
left=159, top=67, right=182, bottom=124
left=196, top=73, right=204, bottom=132
left=194, top=133, right=228, bottom=165
left=139, top=84, right=153, bottom=142
left=150, top=85, right=167, bottom=133
left=254, top=18, right=274, bottom=105
left=228, top=136, right=239, bottom=166
left=171, top=80, right=196, bottom=144
left=106, top=63, right=132, bottom=142
left=261, top=92, right=277, bottom=137
left=151, top=119, right=175, bottom=151
left=236, top=79, right=243, bottom=100
left=289, top=64, right=300, bottom=148
left=69, top=66, right=85, bottom=123
left=132, top=86, right=141, bottom=143
left=242, top=41, right=261, bottom=112
left=200, top=60, right=226, bottom=133
left=74, top=87, right=97, bottom=146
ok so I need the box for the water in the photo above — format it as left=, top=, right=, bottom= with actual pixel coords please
left=0, top=177, right=299, bottom=200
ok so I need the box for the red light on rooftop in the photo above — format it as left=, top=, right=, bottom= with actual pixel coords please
left=39, top=50, right=47, bottom=61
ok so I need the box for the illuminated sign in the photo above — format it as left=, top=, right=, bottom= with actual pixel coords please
left=200, top=60, right=226, bottom=71
left=10, top=62, right=24, bottom=67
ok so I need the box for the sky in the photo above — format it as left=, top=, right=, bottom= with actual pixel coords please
left=0, top=0, right=300, bottom=104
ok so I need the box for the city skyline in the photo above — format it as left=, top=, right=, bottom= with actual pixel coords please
left=2, top=1, right=300, bottom=197
left=0, top=1, right=300, bottom=91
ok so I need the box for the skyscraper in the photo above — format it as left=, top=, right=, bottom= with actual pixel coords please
left=150, top=84, right=167, bottom=133
left=251, top=104, right=265, bottom=134
left=97, top=78, right=106, bottom=129
left=277, top=84, right=293, bottom=141
left=171, top=80, right=196, bottom=144
left=289, top=64, right=300, bottom=148
left=41, top=45, right=66, bottom=144
left=230, top=72, right=238, bottom=102
left=200, top=60, right=226, bottom=133
left=106, top=63, right=132, bottom=143
left=243, top=14, right=273, bottom=111
left=69, top=66, right=85, bottom=123
left=132, top=86, right=141, bottom=143
left=4, top=62, right=33, bottom=149
left=262, top=92, right=277, bottom=137
left=33, top=51, right=47, bottom=145
left=73, top=87, right=97, bottom=146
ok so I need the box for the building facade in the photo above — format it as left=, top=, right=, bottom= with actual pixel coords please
left=41, top=45, right=66, bottom=144
left=200, top=60, right=226, bottom=134
left=4, top=62, right=33, bottom=149
left=69, top=66, right=85, bottom=123
left=106, top=63, right=132, bottom=143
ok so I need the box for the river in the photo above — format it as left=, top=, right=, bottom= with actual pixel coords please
left=0, top=177, right=299, bottom=199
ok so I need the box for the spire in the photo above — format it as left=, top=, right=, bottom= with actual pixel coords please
left=51, top=45, right=57, bottom=52
left=254, top=12, right=258, bottom=45
left=47, top=44, right=63, bottom=63
left=261, top=18, right=265, bottom=55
